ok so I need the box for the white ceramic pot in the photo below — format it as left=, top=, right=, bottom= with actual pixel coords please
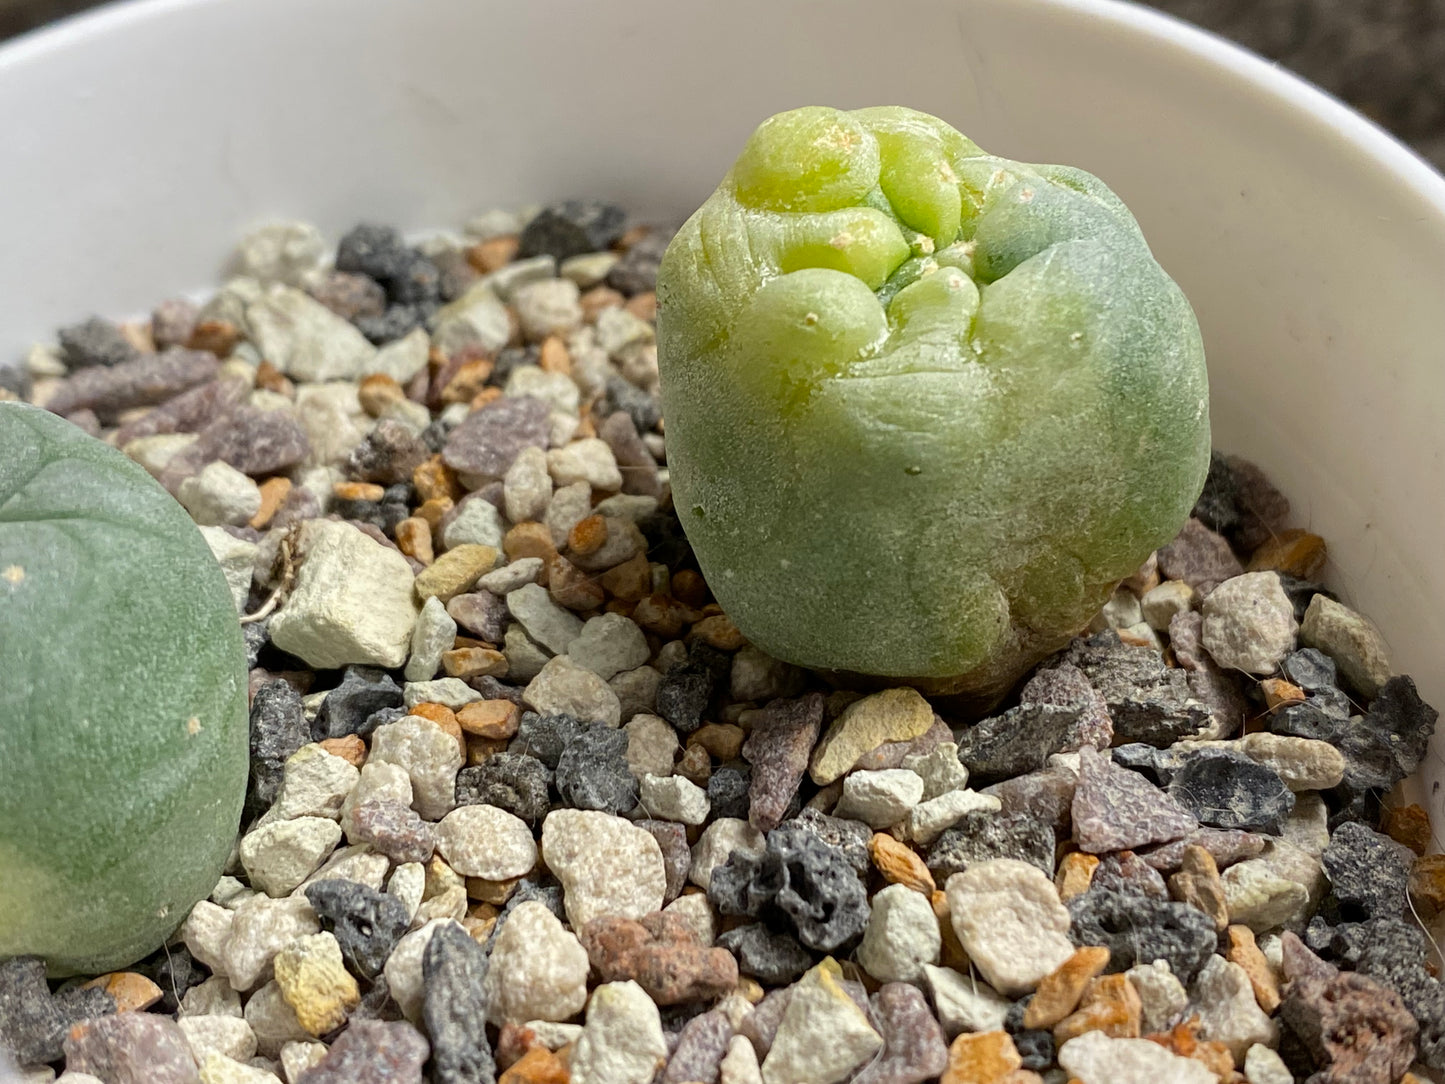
left=3, top=0, right=1444, bottom=810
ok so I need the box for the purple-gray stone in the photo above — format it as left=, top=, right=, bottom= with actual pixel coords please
left=1321, top=821, right=1413, bottom=921
left=852, top=983, right=949, bottom=1084
left=662, top=1010, right=733, bottom=1084
left=297, top=1020, right=429, bottom=1084
left=63, top=1012, right=198, bottom=1084
left=1072, top=745, right=1198, bottom=853
left=742, top=693, right=823, bottom=832
left=442, top=395, right=551, bottom=478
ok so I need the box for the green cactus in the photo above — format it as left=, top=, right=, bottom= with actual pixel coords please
left=656, top=106, right=1209, bottom=704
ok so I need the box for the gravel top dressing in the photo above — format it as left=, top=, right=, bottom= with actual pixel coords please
left=2, top=117, right=1443, bottom=1084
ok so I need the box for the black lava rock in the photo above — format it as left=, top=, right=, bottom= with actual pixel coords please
left=242, top=620, right=270, bottom=670
left=422, top=922, right=496, bottom=1084
left=518, top=201, right=627, bottom=262
left=788, top=808, right=872, bottom=877
left=1191, top=451, right=1242, bottom=538
left=1281, top=649, right=1339, bottom=693
left=926, top=811, right=1055, bottom=880
left=606, top=231, right=669, bottom=295
left=555, top=723, right=637, bottom=814
left=1270, top=701, right=1350, bottom=744
left=706, top=765, right=752, bottom=821
left=955, top=703, right=1080, bottom=785
left=511, top=711, right=583, bottom=769
left=717, top=924, right=815, bottom=986
left=1321, top=821, right=1412, bottom=921
left=1165, top=749, right=1295, bottom=834
left=708, top=824, right=868, bottom=953
left=656, top=644, right=727, bottom=734
left=248, top=678, right=310, bottom=816
left=1067, top=889, right=1218, bottom=983
left=1275, top=574, right=1337, bottom=623
left=58, top=315, right=139, bottom=369
left=305, top=879, right=412, bottom=981
left=1353, top=918, right=1445, bottom=1069
left=1109, top=693, right=1213, bottom=748
left=314, top=666, right=403, bottom=741
left=356, top=302, right=428, bottom=345
left=456, top=753, right=553, bottom=823
left=1061, top=632, right=1211, bottom=747
left=335, top=224, right=440, bottom=306
left=603, top=373, right=662, bottom=434
left=1013, top=1029, right=1054, bottom=1071
left=0, top=956, right=114, bottom=1066
left=1365, top=675, right=1438, bottom=780
left=636, top=819, right=690, bottom=903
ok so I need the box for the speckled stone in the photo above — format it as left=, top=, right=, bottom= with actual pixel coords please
left=743, top=693, right=824, bottom=832
left=1071, top=746, right=1198, bottom=853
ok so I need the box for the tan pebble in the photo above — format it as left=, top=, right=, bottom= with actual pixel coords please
left=415, top=544, right=498, bottom=603
left=581, top=285, right=626, bottom=323
left=468, top=876, right=522, bottom=905
left=499, top=1046, right=570, bottom=1084
left=188, top=319, right=242, bottom=357
left=81, top=972, right=163, bottom=1012
left=1410, top=853, right=1445, bottom=916
left=1055, top=852, right=1099, bottom=901
left=470, top=386, right=505, bottom=411
left=417, top=496, right=455, bottom=532
left=600, top=553, right=652, bottom=601
left=395, top=518, right=435, bottom=566
left=689, top=614, right=746, bottom=651
left=671, top=569, right=708, bottom=608
left=358, top=372, right=405, bottom=416
left=249, top=476, right=292, bottom=530
left=1168, top=845, right=1229, bottom=931
left=548, top=555, right=606, bottom=611
left=930, top=890, right=971, bottom=971
left=736, top=975, right=765, bottom=1003
left=1225, top=924, right=1281, bottom=1014
left=411, top=702, right=468, bottom=759
left=868, top=833, right=935, bottom=895
left=1386, top=803, right=1434, bottom=856
left=1249, top=528, right=1327, bottom=579
left=413, top=456, right=462, bottom=503
left=538, top=335, right=571, bottom=375
left=568, top=514, right=609, bottom=557
left=941, top=1030, right=1020, bottom=1084
left=443, top=646, right=510, bottom=680
left=456, top=699, right=521, bottom=740
left=467, top=735, right=511, bottom=764
left=624, top=292, right=658, bottom=323
left=333, top=480, right=386, bottom=502
left=1052, top=973, right=1142, bottom=1044
left=468, top=236, right=519, bottom=273
left=120, top=320, right=156, bottom=353
left=272, top=932, right=360, bottom=1036
left=690, top=723, right=745, bottom=762
left=1261, top=677, right=1306, bottom=710
left=442, top=358, right=495, bottom=405
left=1023, top=946, right=1111, bottom=1030
left=318, top=735, right=366, bottom=767
left=255, top=359, right=294, bottom=396
left=505, top=522, right=560, bottom=565
left=632, top=593, right=689, bottom=638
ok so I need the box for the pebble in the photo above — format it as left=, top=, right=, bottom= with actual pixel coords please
left=1199, top=572, right=1298, bottom=674
left=690, top=818, right=767, bottom=891
left=1071, top=745, right=1198, bottom=853
left=856, top=883, right=943, bottom=983
left=640, top=773, right=711, bottom=824
left=439, top=499, right=505, bottom=553
left=566, top=612, right=651, bottom=681
left=1221, top=857, right=1312, bottom=932
left=955, top=703, right=1081, bottom=785
left=402, top=678, right=481, bottom=711
left=582, top=912, right=738, bottom=1004
left=293, top=1019, right=429, bottom=1084
left=279, top=1041, right=327, bottom=1083
left=742, top=693, right=824, bottom=832
left=525, top=655, right=623, bottom=727
left=1167, top=844, right=1229, bottom=930
left=905, top=788, right=1001, bottom=848
left=1278, top=950, right=1417, bottom=1083
left=624, top=713, right=679, bottom=779
left=179, top=460, right=263, bottom=526
left=1242, top=1044, right=1293, bottom=1084
left=403, top=596, right=456, bottom=682
left=178, top=1015, right=258, bottom=1064
left=247, top=284, right=377, bottom=382
left=382, top=919, right=455, bottom=1023
left=1299, top=593, right=1394, bottom=697
left=179, top=976, right=243, bottom=1018
left=835, top=768, right=926, bottom=829
left=946, top=860, right=1074, bottom=997
left=809, top=688, right=935, bottom=785
left=432, top=283, right=511, bottom=358
left=340, top=760, right=412, bottom=839
left=1024, top=947, right=1111, bottom=1031
left=869, top=832, right=936, bottom=895
left=433, top=803, right=537, bottom=879
left=303, top=879, right=410, bottom=980
left=1067, top=890, right=1216, bottom=984
left=369, top=715, right=464, bottom=821
left=1125, top=960, right=1189, bottom=1035
left=269, top=520, right=419, bottom=669
left=513, top=279, right=583, bottom=340
left=1189, top=955, right=1276, bottom=1061
left=1141, top=580, right=1196, bottom=631
left=1212, top=731, right=1347, bottom=791
left=716, top=926, right=813, bottom=987
left=569, top=981, right=669, bottom=1084
left=247, top=684, right=315, bottom=816
left=1321, top=821, right=1412, bottom=920
left=268, top=745, right=360, bottom=821
left=853, top=983, right=948, bottom=1084
left=926, top=809, right=1053, bottom=880
left=546, top=437, right=622, bottom=490
left=1165, top=749, right=1295, bottom=834
left=481, top=900, right=589, bottom=1025
left=240, top=817, right=342, bottom=897
left=442, top=394, right=552, bottom=479
left=542, top=810, right=667, bottom=927
left=520, top=202, right=627, bottom=263
left=271, top=933, right=359, bottom=1036
left=1156, top=517, right=1245, bottom=589
left=47, top=346, right=218, bottom=419
left=1056, top=1030, right=1215, bottom=1084
left=63, top=1013, right=200, bottom=1084
left=900, top=742, right=970, bottom=802
left=556, top=722, right=638, bottom=813
left=503, top=446, right=553, bottom=524
left=762, top=959, right=883, bottom=1084
left=420, top=922, right=495, bottom=1084
left=413, top=543, right=496, bottom=603
left=57, top=314, right=139, bottom=369
left=221, top=894, right=322, bottom=992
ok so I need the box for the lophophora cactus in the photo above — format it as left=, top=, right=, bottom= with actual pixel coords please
left=656, top=105, right=1209, bottom=706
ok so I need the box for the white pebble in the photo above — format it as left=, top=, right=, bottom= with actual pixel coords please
left=639, top=774, right=711, bottom=825
left=180, top=976, right=243, bottom=1019
left=383, top=919, right=457, bottom=1022
left=1243, top=1043, right=1294, bottom=1084
left=545, top=480, right=593, bottom=545
left=296, top=843, right=389, bottom=896
left=197, top=1051, right=282, bottom=1084
left=900, top=742, right=969, bottom=801
left=625, top=713, right=679, bottom=779
left=247, top=284, right=376, bottom=382
left=525, top=655, right=623, bottom=727
left=268, top=745, right=359, bottom=821
left=1142, top=580, right=1196, bottom=631
left=595, top=307, right=655, bottom=358
left=241, top=980, right=309, bottom=1058
left=182, top=900, right=236, bottom=977
left=222, top=895, right=320, bottom=991
left=567, top=613, right=651, bottom=681
left=239, top=817, right=342, bottom=897
left=404, top=595, right=457, bottom=683
left=856, top=883, right=941, bottom=984
left=762, top=959, right=882, bottom=1084
left=524, top=1021, right=585, bottom=1050
left=507, top=582, right=584, bottom=653
left=369, top=715, right=464, bottom=821
left=542, top=810, right=666, bottom=928
left=906, top=788, right=1001, bottom=845
left=834, top=769, right=925, bottom=829
left=1201, top=572, right=1298, bottom=674
left=402, top=678, right=482, bottom=710
left=513, top=278, right=584, bottom=340
left=921, top=965, right=1011, bottom=1038
left=179, top=461, right=263, bottom=527
left=361, top=326, right=430, bottom=383
left=1127, top=960, right=1188, bottom=1035
left=198, top=526, right=259, bottom=613
left=946, top=859, right=1074, bottom=997
left=1299, top=593, right=1393, bottom=696
left=232, top=221, right=325, bottom=287
left=1190, top=955, right=1277, bottom=1062
left=387, top=862, right=426, bottom=924
left=179, top=1014, right=258, bottom=1064
left=340, top=760, right=412, bottom=841
left=278, top=1041, right=328, bottom=1084
left=663, top=893, right=717, bottom=947
left=482, top=901, right=590, bottom=1025
left=547, top=438, right=623, bottom=491
left=690, top=818, right=767, bottom=891
left=1058, top=1030, right=1215, bottom=1084
left=434, top=804, right=538, bottom=880
left=479, top=557, right=544, bottom=595
left=441, top=497, right=505, bottom=552
left=570, top=981, right=668, bottom=1084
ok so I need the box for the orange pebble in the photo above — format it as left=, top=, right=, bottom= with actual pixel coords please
left=249, top=476, right=292, bottom=530
left=358, top=372, right=405, bottom=416
left=417, top=497, right=455, bottom=531
left=413, top=455, right=462, bottom=502
left=580, top=286, right=626, bottom=323
left=442, top=647, right=510, bottom=681
left=395, top=517, right=435, bottom=565
left=941, top=1031, right=1020, bottom=1084
left=333, top=481, right=386, bottom=502
left=457, top=700, right=522, bottom=740
left=868, top=833, right=935, bottom=895
left=318, top=735, right=367, bottom=767
left=442, top=358, right=495, bottom=405
left=82, top=972, right=163, bottom=1012
left=568, top=514, right=609, bottom=556
left=499, top=1046, right=569, bottom=1084
left=468, top=235, right=520, bottom=274
left=254, top=359, right=295, bottom=397
left=539, top=335, right=571, bottom=374
left=624, top=292, right=658, bottom=323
